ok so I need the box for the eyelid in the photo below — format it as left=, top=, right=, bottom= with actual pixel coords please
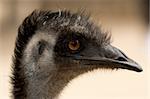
left=54, top=32, right=87, bottom=56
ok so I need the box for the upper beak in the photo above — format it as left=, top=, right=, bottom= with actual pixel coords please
left=74, top=45, right=143, bottom=72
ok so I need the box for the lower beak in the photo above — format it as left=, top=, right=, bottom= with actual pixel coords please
left=74, top=45, right=143, bottom=72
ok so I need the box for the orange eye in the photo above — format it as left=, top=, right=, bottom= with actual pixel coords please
left=68, top=40, right=80, bottom=51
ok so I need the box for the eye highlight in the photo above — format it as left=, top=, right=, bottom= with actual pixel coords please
left=68, top=40, right=80, bottom=52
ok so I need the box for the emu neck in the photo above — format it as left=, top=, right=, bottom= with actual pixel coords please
left=26, top=70, right=81, bottom=99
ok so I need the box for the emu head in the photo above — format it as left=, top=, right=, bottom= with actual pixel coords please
left=12, top=10, right=142, bottom=99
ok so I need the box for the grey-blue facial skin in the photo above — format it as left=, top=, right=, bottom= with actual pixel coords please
left=11, top=10, right=142, bottom=99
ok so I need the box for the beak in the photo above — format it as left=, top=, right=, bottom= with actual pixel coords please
left=73, top=45, right=143, bottom=72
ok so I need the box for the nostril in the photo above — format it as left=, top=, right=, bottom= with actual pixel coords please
left=116, top=57, right=127, bottom=61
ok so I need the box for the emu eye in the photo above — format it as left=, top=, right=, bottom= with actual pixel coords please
left=68, top=40, right=80, bottom=51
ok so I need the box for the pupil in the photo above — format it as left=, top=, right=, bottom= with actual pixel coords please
left=68, top=39, right=80, bottom=51
left=71, top=41, right=77, bottom=47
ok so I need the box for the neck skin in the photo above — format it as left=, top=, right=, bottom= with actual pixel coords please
left=26, top=69, right=82, bottom=99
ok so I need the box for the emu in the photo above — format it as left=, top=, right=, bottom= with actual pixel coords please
left=11, top=10, right=142, bottom=99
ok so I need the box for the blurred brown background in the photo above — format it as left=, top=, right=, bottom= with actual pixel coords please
left=0, top=0, right=149, bottom=99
